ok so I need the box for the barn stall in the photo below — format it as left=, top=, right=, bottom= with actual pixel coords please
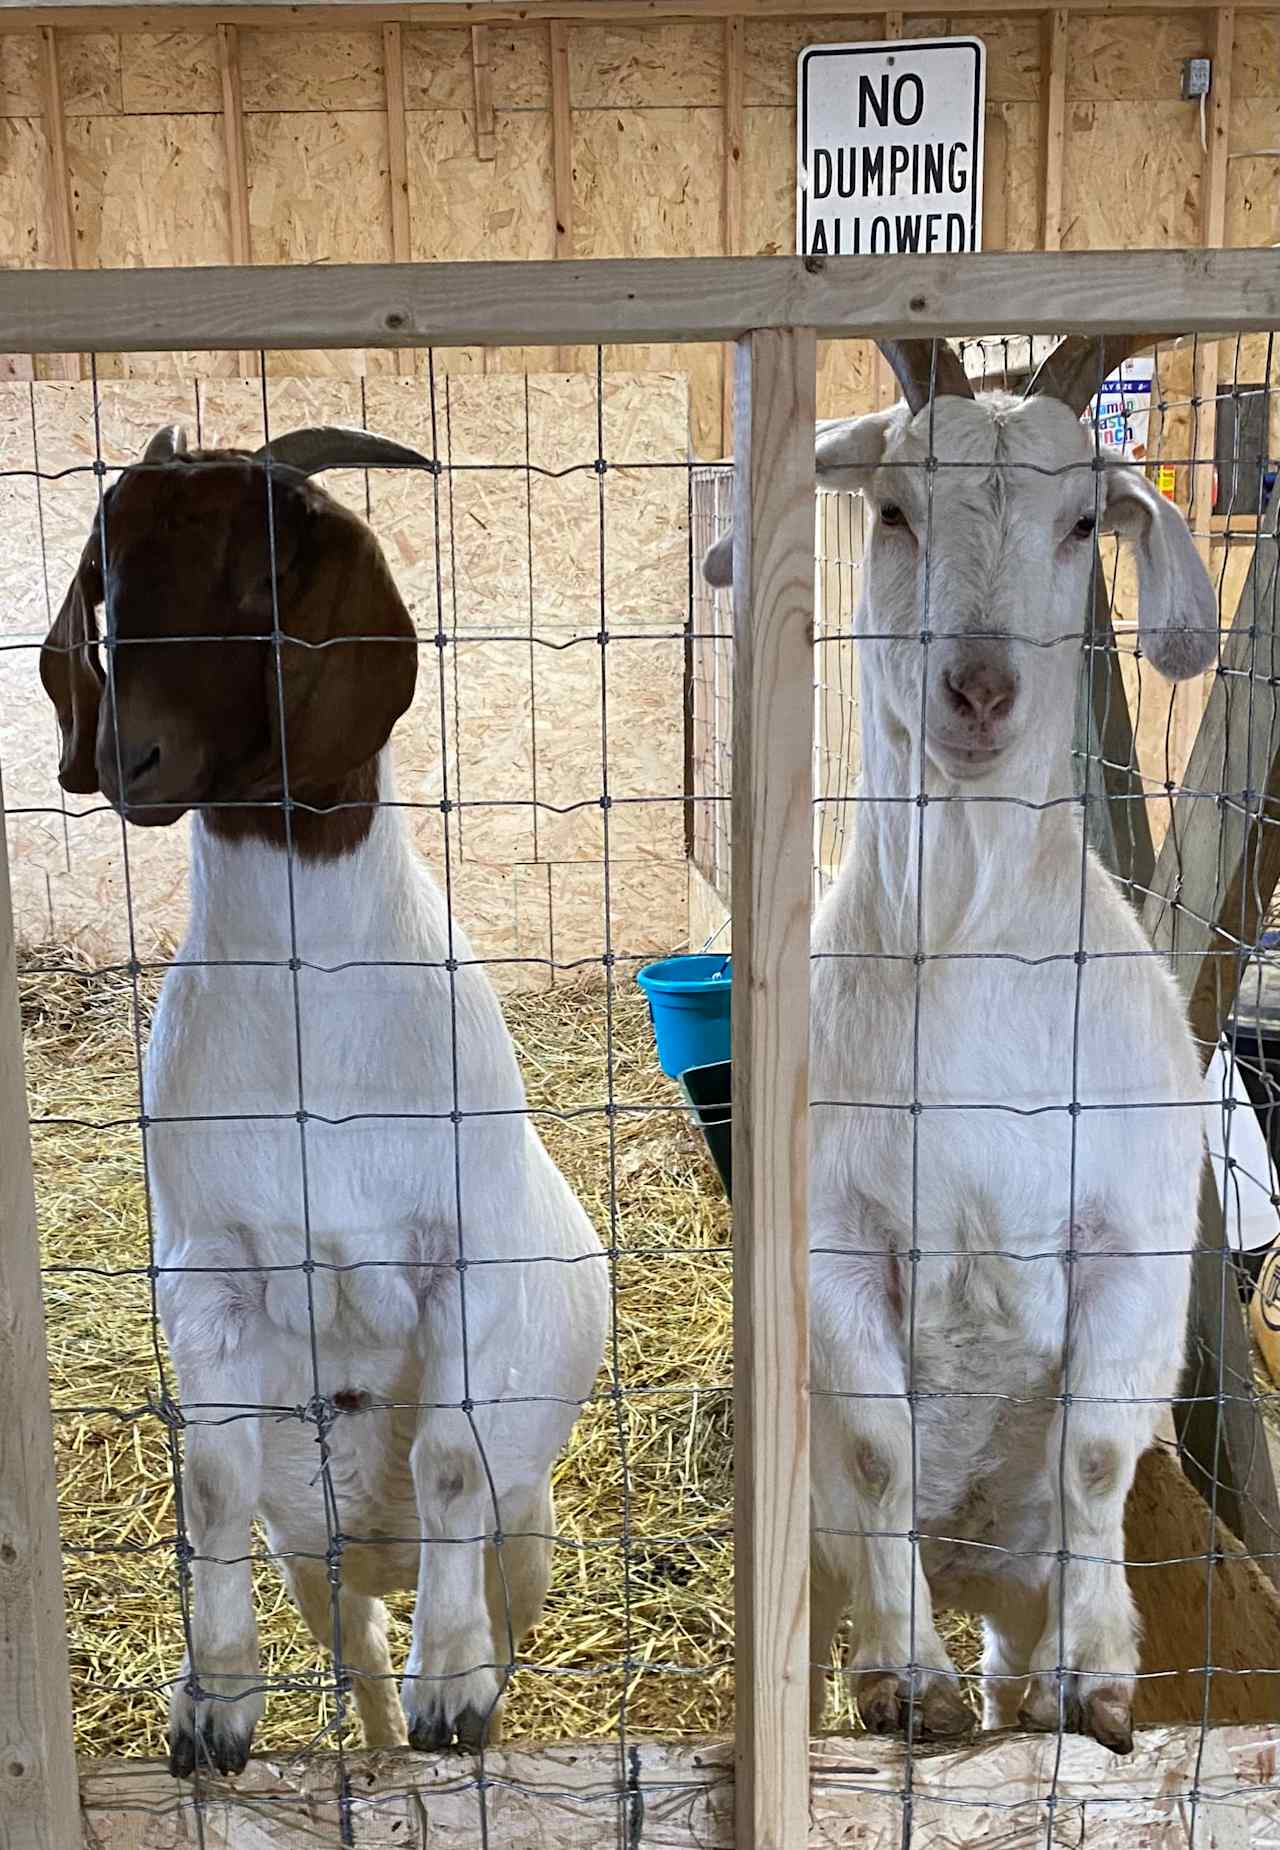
left=1, top=6, right=1280, bottom=1849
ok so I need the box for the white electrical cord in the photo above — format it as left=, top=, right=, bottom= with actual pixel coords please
left=1200, top=90, right=1208, bottom=154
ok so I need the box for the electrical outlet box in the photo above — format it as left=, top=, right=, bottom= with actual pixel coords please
left=1182, top=57, right=1212, bottom=100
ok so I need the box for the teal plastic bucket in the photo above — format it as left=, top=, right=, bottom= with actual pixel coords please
left=636, top=954, right=732, bottom=1080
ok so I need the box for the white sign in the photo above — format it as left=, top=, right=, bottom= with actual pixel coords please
left=1085, top=358, right=1154, bottom=461
left=798, top=38, right=986, bottom=257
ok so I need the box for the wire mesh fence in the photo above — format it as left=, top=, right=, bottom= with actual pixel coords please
left=2, top=349, right=736, bottom=1845
left=3, top=296, right=1280, bottom=1849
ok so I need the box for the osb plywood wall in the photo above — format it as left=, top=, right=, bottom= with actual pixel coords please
left=0, top=368, right=694, bottom=983
left=1, top=13, right=1278, bottom=455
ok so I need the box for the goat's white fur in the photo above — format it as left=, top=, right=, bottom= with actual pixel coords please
left=730, top=393, right=1211, bottom=1744
left=149, top=758, right=608, bottom=1763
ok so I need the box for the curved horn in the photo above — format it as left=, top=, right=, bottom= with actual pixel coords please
left=878, top=340, right=974, bottom=416
left=253, top=427, right=433, bottom=477
left=1025, top=335, right=1161, bottom=417
left=142, top=424, right=188, bottom=464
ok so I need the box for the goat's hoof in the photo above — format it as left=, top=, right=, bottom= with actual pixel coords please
left=407, top=1708, right=460, bottom=1753
left=857, top=1671, right=973, bottom=1740
left=856, top=1673, right=903, bottom=1735
left=1082, top=1687, right=1134, bottom=1756
left=1019, top=1679, right=1133, bottom=1755
left=168, top=1715, right=254, bottom=1780
left=920, top=1677, right=977, bottom=1739
left=406, top=1702, right=501, bottom=1754
left=404, top=1671, right=505, bottom=1754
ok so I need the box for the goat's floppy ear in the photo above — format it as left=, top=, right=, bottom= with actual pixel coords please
left=700, top=411, right=895, bottom=587
left=39, top=549, right=104, bottom=794
left=814, top=410, right=896, bottom=492
left=261, top=486, right=418, bottom=792
left=702, top=531, right=734, bottom=588
left=1103, top=467, right=1220, bottom=681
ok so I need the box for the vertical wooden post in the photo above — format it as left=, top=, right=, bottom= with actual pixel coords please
left=981, top=108, right=1009, bottom=252
left=217, top=24, right=257, bottom=379
left=0, top=763, right=79, bottom=1849
left=1039, top=9, right=1068, bottom=253
left=36, top=28, right=79, bottom=383
left=721, top=17, right=744, bottom=457
left=872, top=13, right=905, bottom=410
left=383, top=23, right=414, bottom=378
left=731, top=326, right=815, bottom=1850
left=550, top=21, right=573, bottom=371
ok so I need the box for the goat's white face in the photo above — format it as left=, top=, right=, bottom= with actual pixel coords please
left=702, top=383, right=1218, bottom=793
left=863, top=394, right=1105, bottom=785
left=833, top=391, right=1218, bottom=789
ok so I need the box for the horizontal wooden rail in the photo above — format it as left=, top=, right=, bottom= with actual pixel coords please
left=76, top=1725, right=1280, bottom=1846
left=2, top=252, right=1280, bottom=359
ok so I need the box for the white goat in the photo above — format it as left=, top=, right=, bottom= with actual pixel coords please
left=705, top=337, right=1218, bottom=1753
left=40, top=425, right=609, bottom=1775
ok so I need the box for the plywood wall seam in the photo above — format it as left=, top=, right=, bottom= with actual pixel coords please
left=1186, top=1, right=1236, bottom=686
left=550, top=18, right=572, bottom=259
left=382, top=21, right=413, bottom=378
left=471, top=24, right=496, bottom=161
left=874, top=11, right=904, bottom=408
left=216, top=21, right=256, bottom=378
left=720, top=15, right=742, bottom=456
left=1039, top=7, right=1068, bottom=252
left=550, top=18, right=573, bottom=371
left=36, top=26, right=79, bottom=383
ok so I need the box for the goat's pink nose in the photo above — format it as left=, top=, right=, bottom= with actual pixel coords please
left=944, top=663, right=1017, bottom=725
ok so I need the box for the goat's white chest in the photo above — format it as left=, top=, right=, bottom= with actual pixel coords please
left=143, top=812, right=530, bottom=1351
left=812, top=892, right=1198, bottom=1254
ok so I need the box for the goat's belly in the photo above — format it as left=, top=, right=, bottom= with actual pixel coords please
left=903, top=1306, right=1060, bottom=1598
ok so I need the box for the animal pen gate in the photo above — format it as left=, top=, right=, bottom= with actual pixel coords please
left=2, top=251, right=1280, bottom=1850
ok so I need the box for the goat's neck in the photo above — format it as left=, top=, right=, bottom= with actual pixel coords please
left=204, top=754, right=380, bottom=861
left=185, top=752, right=429, bottom=963
left=848, top=686, right=1083, bottom=954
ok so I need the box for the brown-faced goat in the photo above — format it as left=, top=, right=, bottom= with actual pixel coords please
left=40, top=426, right=609, bottom=1776
left=704, top=338, right=1218, bottom=1754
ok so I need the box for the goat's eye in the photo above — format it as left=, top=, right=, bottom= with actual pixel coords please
left=879, top=502, right=905, bottom=528
left=1072, top=513, right=1097, bottom=539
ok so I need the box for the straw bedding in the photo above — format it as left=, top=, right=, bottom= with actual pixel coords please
left=21, top=943, right=978, bottom=1760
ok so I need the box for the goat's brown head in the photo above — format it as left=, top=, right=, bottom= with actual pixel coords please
left=40, top=425, right=426, bottom=846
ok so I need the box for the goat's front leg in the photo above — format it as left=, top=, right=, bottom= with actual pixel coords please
left=811, top=1249, right=973, bottom=1740
left=166, top=1343, right=265, bottom=1778
left=401, top=1268, right=566, bottom=1752
left=1020, top=1237, right=1189, bottom=1755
